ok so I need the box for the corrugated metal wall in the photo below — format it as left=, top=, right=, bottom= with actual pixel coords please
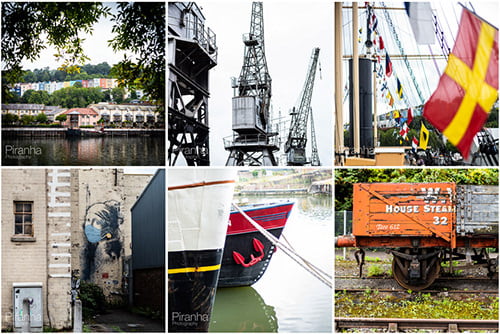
left=131, top=169, right=165, bottom=270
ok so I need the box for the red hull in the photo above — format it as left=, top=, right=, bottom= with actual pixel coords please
left=228, top=202, right=294, bottom=235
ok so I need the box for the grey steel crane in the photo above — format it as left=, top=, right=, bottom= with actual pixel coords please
left=310, top=110, right=321, bottom=166
left=168, top=2, right=217, bottom=166
left=225, top=2, right=278, bottom=166
left=285, top=47, right=321, bottom=166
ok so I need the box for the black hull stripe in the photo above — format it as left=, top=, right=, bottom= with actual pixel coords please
left=169, top=249, right=223, bottom=332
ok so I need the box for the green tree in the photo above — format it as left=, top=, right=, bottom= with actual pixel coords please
left=55, top=114, right=67, bottom=123
left=110, top=87, right=125, bottom=103
left=20, top=114, right=35, bottom=125
left=35, top=112, right=48, bottom=123
left=130, top=90, right=138, bottom=100
left=2, top=113, right=19, bottom=126
left=24, top=90, right=51, bottom=105
left=485, top=103, right=498, bottom=128
left=50, top=87, right=104, bottom=108
left=22, top=70, right=37, bottom=83
left=1, top=2, right=109, bottom=98
left=109, top=2, right=165, bottom=109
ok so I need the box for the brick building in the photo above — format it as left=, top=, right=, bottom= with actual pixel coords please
left=1, top=169, right=155, bottom=331
left=59, top=108, right=100, bottom=128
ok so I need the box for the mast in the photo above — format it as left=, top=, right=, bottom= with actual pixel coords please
left=334, top=2, right=344, bottom=165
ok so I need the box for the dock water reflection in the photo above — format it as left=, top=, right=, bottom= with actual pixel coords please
left=209, top=195, right=332, bottom=333
left=2, top=136, right=165, bottom=165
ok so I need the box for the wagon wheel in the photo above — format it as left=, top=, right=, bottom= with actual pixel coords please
left=392, top=248, right=441, bottom=291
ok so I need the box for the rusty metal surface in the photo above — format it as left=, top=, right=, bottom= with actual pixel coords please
left=352, top=183, right=499, bottom=248
left=354, top=183, right=456, bottom=245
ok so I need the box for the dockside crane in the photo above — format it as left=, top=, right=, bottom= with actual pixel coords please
left=310, top=110, right=321, bottom=166
left=168, top=2, right=217, bottom=166
left=285, top=47, right=321, bottom=166
left=225, top=2, right=278, bottom=166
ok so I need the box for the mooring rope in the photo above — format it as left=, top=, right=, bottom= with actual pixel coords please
left=232, top=203, right=332, bottom=289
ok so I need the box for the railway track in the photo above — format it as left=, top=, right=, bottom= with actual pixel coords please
left=335, top=275, right=496, bottom=280
left=336, top=288, right=498, bottom=295
left=335, top=317, right=499, bottom=332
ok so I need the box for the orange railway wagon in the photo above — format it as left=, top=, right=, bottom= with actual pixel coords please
left=336, top=183, right=498, bottom=290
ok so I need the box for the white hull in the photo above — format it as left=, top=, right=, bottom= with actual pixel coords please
left=168, top=169, right=237, bottom=252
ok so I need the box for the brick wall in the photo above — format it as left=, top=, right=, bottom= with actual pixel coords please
left=2, top=169, right=49, bottom=330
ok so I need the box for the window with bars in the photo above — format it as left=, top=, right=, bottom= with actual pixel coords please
left=14, top=201, right=33, bottom=235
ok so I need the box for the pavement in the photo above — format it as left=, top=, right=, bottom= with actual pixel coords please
left=86, top=308, right=165, bottom=332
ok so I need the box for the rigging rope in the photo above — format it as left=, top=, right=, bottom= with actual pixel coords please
left=232, top=202, right=332, bottom=289
left=381, top=2, right=425, bottom=104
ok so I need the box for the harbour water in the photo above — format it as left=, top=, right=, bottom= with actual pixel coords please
left=2, top=136, right=165, bottom=166
left=209, top=195, right=332, bottom=333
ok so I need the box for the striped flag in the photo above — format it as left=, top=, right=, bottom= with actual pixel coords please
left=385, top=51, right=393, bottom=77
left=423, top=8, right=498, bottom=158
left=399, top=122, right=409, bottom=139
left=412, top=136, right=419, bottom=153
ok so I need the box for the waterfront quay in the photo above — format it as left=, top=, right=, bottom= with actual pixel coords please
left=2, top=127, right=165, bottom=138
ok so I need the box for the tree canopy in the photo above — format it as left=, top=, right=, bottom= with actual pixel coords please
left=17, top=63, right=112, bottom=83
left=109, top=2, right=165, bottom=109
left=335, top=168, right=499, bottom=211
left=1, top=3, right=109, bottom=80
left=2, top=2, right=165, bottom=107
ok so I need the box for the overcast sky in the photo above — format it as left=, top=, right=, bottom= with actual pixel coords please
left=197, top=1, right=334, bottom=166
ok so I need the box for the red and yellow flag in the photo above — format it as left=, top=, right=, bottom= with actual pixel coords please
left=423, top=9, right=498, bottom=158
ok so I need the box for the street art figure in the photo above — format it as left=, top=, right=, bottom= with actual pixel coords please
left=82, top=200, right=123, bottom=281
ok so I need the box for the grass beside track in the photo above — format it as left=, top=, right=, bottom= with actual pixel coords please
left=335, top=290, right=498, bottom=320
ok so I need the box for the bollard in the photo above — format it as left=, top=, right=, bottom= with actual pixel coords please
left=73, top=300, right=83, bottom=333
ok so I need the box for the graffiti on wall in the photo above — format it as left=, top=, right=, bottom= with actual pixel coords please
left=82, top=200, right=124, bottom=281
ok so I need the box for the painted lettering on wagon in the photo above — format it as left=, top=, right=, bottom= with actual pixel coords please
left=385, top=204, right=455, bottom=214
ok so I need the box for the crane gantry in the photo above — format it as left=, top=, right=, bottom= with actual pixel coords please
left=225, top=2, right=279, bottom=166
left=285, top=47, right=321, bottom=166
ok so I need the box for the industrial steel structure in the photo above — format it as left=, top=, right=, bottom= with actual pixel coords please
left=285, top=47, right=321, bottom=166
left=225, top=2, right=279, bottom=166
left=168, top=2, right=217, bottom=166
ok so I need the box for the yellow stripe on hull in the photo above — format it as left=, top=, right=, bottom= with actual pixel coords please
left=168, top=264, right=221, bottom=274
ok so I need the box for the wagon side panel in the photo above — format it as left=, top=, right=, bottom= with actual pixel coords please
left=353, top=183, right=456, bottom=246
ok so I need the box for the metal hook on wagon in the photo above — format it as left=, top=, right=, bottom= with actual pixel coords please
left=354, top=249, right=365, bottom=278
